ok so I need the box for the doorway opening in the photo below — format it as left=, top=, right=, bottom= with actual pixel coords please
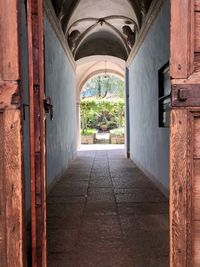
left=80, top=74, right=125, bottom=147
left=26, top=0, right=171, bottom=265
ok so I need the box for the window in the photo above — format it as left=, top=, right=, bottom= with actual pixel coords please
left=158, top=62, right=171, bottom=128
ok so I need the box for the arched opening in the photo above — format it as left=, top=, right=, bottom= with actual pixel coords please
left=79, top=73, right=125, bottom=147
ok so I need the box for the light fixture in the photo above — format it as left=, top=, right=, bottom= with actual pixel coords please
left=104, top=60, right=108, bottom=79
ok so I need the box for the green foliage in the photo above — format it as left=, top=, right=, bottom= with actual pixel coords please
left=81, top=128, right=96, bottom=136
left=80, top=99, right=125, bottom=132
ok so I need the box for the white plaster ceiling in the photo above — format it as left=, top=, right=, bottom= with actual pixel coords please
left=68, top=0, right=139, bottom=29
left=51, top=0, right=153, bottom=60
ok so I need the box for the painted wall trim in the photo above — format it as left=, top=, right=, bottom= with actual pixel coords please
left=126, top=0, right=166, bottom=67
left=132, top=157, right=169, bottom=198
left=44, top=0, right=76, bottom=70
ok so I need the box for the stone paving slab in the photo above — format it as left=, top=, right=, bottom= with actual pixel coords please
left=47, top=147, right=169, bottom=266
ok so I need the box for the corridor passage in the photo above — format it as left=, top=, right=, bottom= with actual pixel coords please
left=47, top=146, right=169, bottom=267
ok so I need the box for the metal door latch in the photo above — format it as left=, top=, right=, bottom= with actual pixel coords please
left=23, top=103, right=30, bottom=120
left=44, top=96, right=53, bottom=120
left=172, top=84, right=200, bottom=107
left=177, top=88, right=188, bottom=102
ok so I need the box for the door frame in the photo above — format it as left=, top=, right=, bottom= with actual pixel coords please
left=1, top=0, right=200, bottom=266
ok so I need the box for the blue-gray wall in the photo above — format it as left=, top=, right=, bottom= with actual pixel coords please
left=129, top=0, right=170, bottom=193
left=44, top=16, right=77, bottom=188
left=21, top=0, right=31, bottom=212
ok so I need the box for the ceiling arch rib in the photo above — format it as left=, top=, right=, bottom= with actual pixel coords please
left=67, top=16, right=139, bottom=33
left=71, top=17, right=132, bottom=58
left=51, top=0, right=153, bottom=60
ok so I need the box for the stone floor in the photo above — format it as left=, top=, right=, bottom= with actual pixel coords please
left=47, top=147, right=169, bottom=267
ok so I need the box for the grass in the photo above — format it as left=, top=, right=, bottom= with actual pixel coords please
left=81, top=128, right=96, bottom=136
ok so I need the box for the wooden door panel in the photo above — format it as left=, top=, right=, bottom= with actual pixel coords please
left=170, top=109, right=189, bottom=267
left=170, top=0, right=194, bottom=79
left=195, top=0, right=200, bottom=10
left=192, top=114, right=200, bottom=266
left=170, top=0, right=200, bottom=267
left=194, top=12, right=200, bottom=52
left=27, top=0, right=46, bottom=266
left=194, top=3, right=200, bottom=73
left=0, top=0, right=25, bottom=266
left=193, top=221, right=200, bottom=266
left=0, top=0, right=19, bottom=80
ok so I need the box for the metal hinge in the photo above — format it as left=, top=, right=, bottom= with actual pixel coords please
left=172, top=84, right=200, bottom=107
left=44, top=96, right=53, bottom=120
left=23, top=103, right=29, bottom=120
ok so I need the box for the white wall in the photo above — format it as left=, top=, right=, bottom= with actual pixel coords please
left=129, top=0, right=170, bottom=194
left=44, top=16, right=77, bottom=188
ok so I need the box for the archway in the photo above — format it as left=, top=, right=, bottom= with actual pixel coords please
left=79, top=73, right=126, bottom=148
left=2, top=0, right=200, bottom=266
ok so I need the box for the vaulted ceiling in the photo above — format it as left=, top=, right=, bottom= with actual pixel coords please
left=51, top=0, right=153, bottom=60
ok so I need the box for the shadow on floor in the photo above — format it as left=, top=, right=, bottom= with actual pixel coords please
left=47, top=146, right=169, bottom=267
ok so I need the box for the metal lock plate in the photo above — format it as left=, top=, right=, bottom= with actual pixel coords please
left=172, top=84, right=200, bottom=107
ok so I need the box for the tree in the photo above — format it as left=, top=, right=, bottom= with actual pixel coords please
left=81, top=75, right=124, bottom=99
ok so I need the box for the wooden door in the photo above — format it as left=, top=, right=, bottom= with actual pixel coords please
left=0, top=0, right=25, bottom=266
left=26, top=0, right=47, bottom=266
left=170, top=0, right=200, bottom=266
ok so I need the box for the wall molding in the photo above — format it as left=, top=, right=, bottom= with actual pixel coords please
left=44, top=0, right=76, bottom=70
left=126, top=0, right=166, bottom=67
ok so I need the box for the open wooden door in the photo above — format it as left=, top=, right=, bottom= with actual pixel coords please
left=0, top=1, right=25, bottom=266
left=170, top=0, right=200, bottom=266
left=26, top=0, right=47, bottom=266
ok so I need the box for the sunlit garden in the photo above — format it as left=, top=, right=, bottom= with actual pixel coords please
left=80, top=75, right=125, bottom=144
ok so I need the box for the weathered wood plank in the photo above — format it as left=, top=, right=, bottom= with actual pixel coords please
left=26, top=0, right=37, bottom=265
left=193, top=117, right=200, bottom=158
left=38, top=1, right=47, bottom=265
left=0, top=0, right=19, bottom=81
left=27, top=0, right=46, bottom=266
left=192, top=221, right=200, bottom=266
left=192, top=161, right=200, bottom=222
left=170, top=109, right=190, bottom=267
left=194, top=53, right=200, bottom=72
left=0, top=0, right=25, bottom=266
left=192, top=116, right=200, bottom=267
left=195, top=12, right=200, bottom=52
left=0, top=82, right=20, bottom=110
left=0, top=113, right=6, bottom=267
left=4, top=110, right=24, bottom=267
left=195, top=0, right=200, bottom=11
left=170, top=0, right=194, bottom=79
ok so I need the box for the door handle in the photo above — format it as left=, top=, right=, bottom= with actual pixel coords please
left=44, top=96, right=53, bottom=120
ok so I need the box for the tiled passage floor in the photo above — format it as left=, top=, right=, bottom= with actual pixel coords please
left=47, top=148, right=169, bottom=267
